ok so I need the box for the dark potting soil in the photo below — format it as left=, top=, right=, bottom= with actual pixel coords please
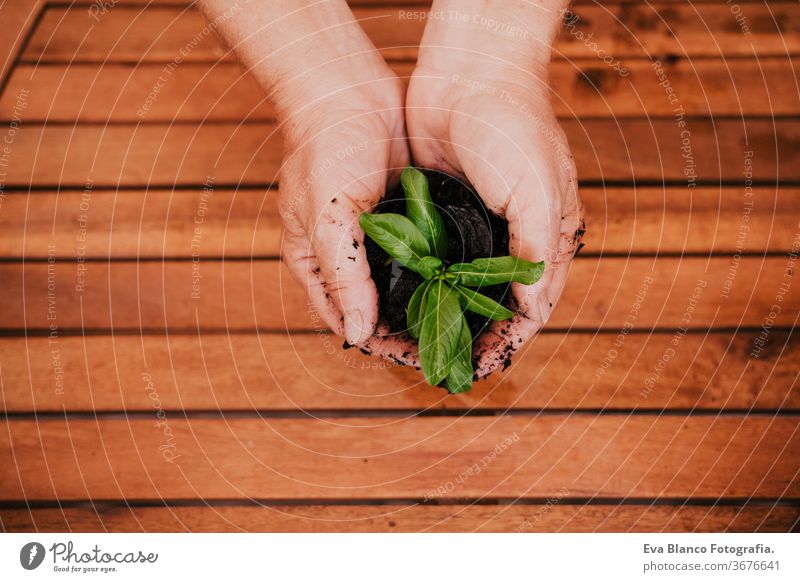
left=364, top=169, right=512, bottom=343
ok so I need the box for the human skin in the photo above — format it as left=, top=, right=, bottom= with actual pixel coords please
left=404, top=0, right=584, bottom=377
left=200, top=0, right=409, bottom=346
left=199, top=0, right=583, bottom=377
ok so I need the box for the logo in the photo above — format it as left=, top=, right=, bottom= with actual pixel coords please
left=20, top=542, right=46, bottom=570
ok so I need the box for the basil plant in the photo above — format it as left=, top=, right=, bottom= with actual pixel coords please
left=359, top=167, right=543, bottom=394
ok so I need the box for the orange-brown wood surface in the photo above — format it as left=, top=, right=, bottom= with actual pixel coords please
left=0, top=187, right=797, bottom=258
left=1, top=331, right=798, bottom=413
left=3, top=505, right=799, bottom=533
left=22, top=3, right=800, bottom=63
left=1, top=0, right=798, bottom=533
left=0, top=257, right=797, bottom=330
left=4, top=59, right=799, bottom=122
left=2, top=416, right=798, bottom=500
left=2, top=120, right=798, bottom=186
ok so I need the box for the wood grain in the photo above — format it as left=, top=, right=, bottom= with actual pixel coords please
left=1, top=331, right=797, bottom=413
left=1, top=416, right=797, bottom=501
left=0, top=256, right=797, bottom=331
left=0, top=187, right=797, bottom=259
left=2, top=504, right=798, bottom=533
left=3, top=0, right=799, bottom=536
left=4, top=58, right=799, bottom=122
left=22, top=4, right=800, bottom=63
left=2, top=119, right=796, bottom=187
left=0, top=0, right=43, bottom=88
left=0, top=188, right=282, bottom=259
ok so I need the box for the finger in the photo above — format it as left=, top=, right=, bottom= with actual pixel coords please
left=310, top=197, right=379, bottom=345
left=281, top=228, right=345, bottom=336
left=473, top=184, right=584, bottom=378
left=360, top=323, right=420, bottom=368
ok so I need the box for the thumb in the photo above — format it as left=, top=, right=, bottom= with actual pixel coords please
left=310, top=196, right=378, bottom=345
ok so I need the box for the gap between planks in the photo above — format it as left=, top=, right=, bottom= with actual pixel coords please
left=3, top=503, right=798, bottom=533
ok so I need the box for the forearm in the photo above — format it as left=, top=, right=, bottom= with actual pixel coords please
left=418, top=0, right=568, bottom=78
left=199, top=0, right=392, bottom=120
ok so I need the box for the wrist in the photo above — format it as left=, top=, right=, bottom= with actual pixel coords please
left=200, top=0, right=401, bottom=126
left=417, top=0, right=567, bottom=83
left=271, top=51, right=401, bottom=127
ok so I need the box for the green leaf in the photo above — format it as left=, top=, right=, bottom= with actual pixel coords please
left=453, top=285, right=514, bottom=320
left=417, top=256, right=443, bottom=280
left=446, top=256, right=544, bottom=287
left=401, top=167, right=448, bottom=260
left=359, top=212, right=430, bottom=272
left=418, top=280, right=463, bottom=386
left=406, top=280, right=431, bottom=339
left=445, top=317, right=474, bottom=394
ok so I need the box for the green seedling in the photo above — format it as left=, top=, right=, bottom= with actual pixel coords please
left=359, top=167, right=544, bottom=393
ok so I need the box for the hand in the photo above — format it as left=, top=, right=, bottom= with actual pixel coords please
left=279, top=74, right=409, bottom=345
left=403, top=0, right=584, bottom=377
left=199, top=0, right=409, bottom=345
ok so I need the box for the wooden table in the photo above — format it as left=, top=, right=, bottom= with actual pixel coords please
left=1, top=0, right=798, bottom=533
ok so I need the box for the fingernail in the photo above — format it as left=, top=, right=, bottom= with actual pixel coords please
left=344, top=309, right=369, bottom=345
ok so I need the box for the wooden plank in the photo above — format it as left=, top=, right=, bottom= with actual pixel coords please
left=4, top=58, right=799, bottom=123
left=1, top=331, right=797, bottom=413
left=0, top=62, right=279, bottom=122
left=2, top=119, right=796, bottom=187
left=2, top=504, right=798, bottom=533
left=0, top=123, right=283, bottom=187
left=0, top=0, right=43, bottom=88
left=0, top=256, right=798, bottom=331
left=0, top=416, right=797, bottom=500
left=0, top=188, right=282, bottom=259
left=21, top=4, right=800, bottom=63
left=0, top=187, right=797, bottom=259
left=550, top=58, right=800, bottom=118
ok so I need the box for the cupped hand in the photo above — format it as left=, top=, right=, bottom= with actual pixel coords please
left=278, top=71, right=409, bottom=346
left=404, top=60, right=584, bottom=378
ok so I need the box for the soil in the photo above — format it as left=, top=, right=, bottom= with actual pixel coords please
left=364, top=169, right=512, bottom=344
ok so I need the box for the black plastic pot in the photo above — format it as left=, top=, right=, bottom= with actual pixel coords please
left=364, top=169, right=513, bottom=346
